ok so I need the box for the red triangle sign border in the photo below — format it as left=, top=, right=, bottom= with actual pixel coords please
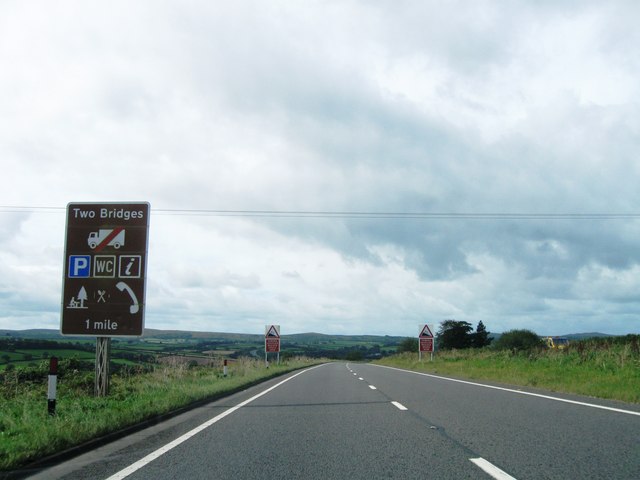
left=420, top=324, right=434, bottom=338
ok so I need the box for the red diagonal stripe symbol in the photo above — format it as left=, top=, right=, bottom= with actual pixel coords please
left=95, top=227, right=125, bottom=253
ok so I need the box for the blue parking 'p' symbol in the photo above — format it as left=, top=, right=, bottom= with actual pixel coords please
left=69, top=255, right=91, bottom=278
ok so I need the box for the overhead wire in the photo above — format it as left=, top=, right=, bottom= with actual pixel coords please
left=1, top=205, right=639, bottom=220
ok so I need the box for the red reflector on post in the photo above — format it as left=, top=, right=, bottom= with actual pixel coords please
left=50, top=356, right=58, bottom=375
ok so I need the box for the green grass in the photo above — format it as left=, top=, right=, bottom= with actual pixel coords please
left=0, top=357, right=323, bottom=471
left=376, top=339, right=640, bottom=404
left=0, top=350, right=96, bottom=371
left=119, top=344, right=167, bottom=351
left=17, top=349, right=94, bottom=358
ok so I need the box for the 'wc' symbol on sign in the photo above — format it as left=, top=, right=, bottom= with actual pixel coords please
left=119, top=255, right=142, bottom=278
left=94, top=256, right=116, bottom=278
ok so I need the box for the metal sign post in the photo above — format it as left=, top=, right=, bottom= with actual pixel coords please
left=95, top=337, right=111, bottom=397
left=61, top=202, right=149, bottom=397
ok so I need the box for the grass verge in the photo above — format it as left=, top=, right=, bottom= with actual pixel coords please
left=375, top=340, right=640, bottom=404
left=0, top=357, right=323, bottom=472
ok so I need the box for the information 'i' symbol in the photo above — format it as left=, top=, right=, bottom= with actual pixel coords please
left=125, top=258, right=135, bottom=276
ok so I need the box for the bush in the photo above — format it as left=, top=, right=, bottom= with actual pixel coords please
left=397, top=338, right=418, bottom=353
left=494, top=329, right=543, bottom=352
left=345, top=350, right=364, bottom=361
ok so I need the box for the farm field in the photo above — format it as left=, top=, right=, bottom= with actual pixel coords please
left=0, top=329, right=405, bottom=373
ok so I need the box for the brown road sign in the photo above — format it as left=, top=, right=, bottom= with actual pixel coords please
left=61, top=202, right=150, bottom=336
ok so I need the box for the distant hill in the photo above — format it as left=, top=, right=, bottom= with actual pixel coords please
left=488, top=332, right=615, bottom=342
left=0, top=328, right=405, bottom=344
left=560, top=332, right=615, bottom=340
left=0, top=328, right=617, bottom=344
left=286, top=332, right=405, bottom=344
left=142, top=329, right=263, bottom=342
left=0, top=329, right=66, bottom=339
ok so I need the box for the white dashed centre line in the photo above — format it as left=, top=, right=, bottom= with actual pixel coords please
left=470, top=458, right=517, bottom=480
left=369, top=385, right=377, bottom=390
left=391, top=401, right=408, bottom=411
left=358, top=377, right=364, bottom=381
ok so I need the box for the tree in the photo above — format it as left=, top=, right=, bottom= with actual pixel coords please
left=472, top=321, right=492, bottom=348
left=345, top=350, right=364, bottom=361
left=397, top=338, right=419, bottom=353
left=493, top=329, right=542, bottom=352
left=436, top=320, right=473, bottom=350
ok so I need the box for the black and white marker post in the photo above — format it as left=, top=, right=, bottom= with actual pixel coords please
left=47, top=357, right=58, bottom=416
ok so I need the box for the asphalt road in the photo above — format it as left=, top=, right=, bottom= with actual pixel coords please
left=24, top=362, right=640, bottom=479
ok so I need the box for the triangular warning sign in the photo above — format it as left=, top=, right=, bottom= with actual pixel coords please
left=266, top=325, right=280, bottom=337
left=419, top=324, right=434, bottom=338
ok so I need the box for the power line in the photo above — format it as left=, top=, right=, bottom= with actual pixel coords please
left=151, top=209, right=640, bottom=219
left=1, top=205, right=639, bottom=219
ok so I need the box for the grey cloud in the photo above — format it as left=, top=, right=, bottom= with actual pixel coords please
left=282, top=271, right=301, bottom=279
left=2, top=1, right=640, bottom=336
left=0, top=213, right=31, bottom=243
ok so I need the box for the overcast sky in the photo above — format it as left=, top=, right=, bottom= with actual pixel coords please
left=2, top=1, right=640, bottom=337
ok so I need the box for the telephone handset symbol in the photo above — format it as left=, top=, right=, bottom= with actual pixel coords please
left=116, top=281, right=139, bottom=314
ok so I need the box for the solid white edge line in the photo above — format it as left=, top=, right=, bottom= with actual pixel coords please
left=470, top=458, right=517, bottom=480
left=106, top=363, right=327, bottom=480
left=391, top=401, right=408, bottom=411
left=372, top=364, right=640, bottom=416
